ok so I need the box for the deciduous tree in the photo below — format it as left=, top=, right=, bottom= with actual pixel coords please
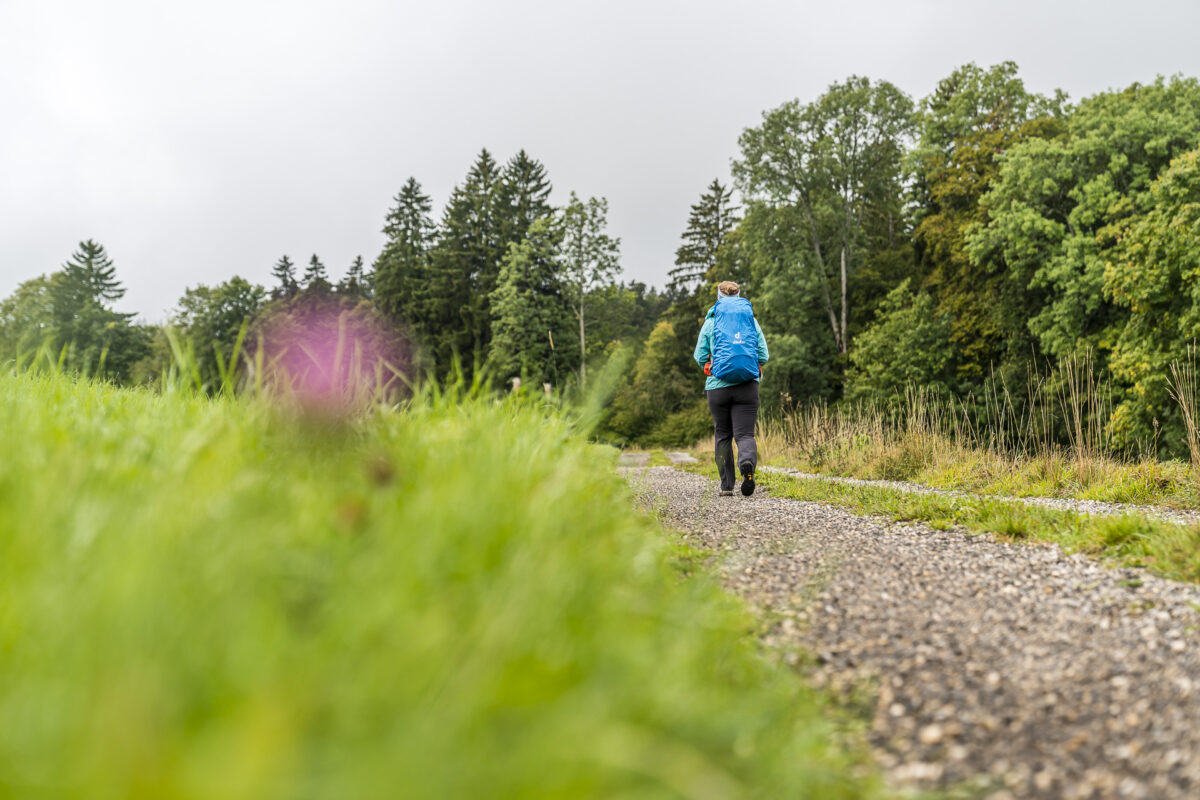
left=734, top=76, right=914, bottom=354
left=1106, top=147, right=1200, bottom=447
left=911, top=62, right=1064, bottom=382
left=561, top=192, right=621, bottom=388
left=845, top=280, right=956, bottom=402
left=966, top=76, right=1200, bottom=364
left=172, top=276, right=266, bottom=389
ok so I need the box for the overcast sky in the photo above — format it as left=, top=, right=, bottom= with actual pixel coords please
left=3, top=0, right=1200, bottom=321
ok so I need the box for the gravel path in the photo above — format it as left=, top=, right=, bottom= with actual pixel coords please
left=759, top=466, right=1200, bottom=526
left=626, top=466, right=1200, bottom=799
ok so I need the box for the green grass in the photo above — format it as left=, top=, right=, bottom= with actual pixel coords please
left=744, top=469, right=1200, bottom=584
left=0, top=371, right=888, bottom=799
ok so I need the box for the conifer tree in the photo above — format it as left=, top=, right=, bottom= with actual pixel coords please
left=497, top=149, right=553, bottom=243
left=47, top=240, right=149, bottom=380
left=488, top=216, right=572, bottom=386
left=669, top=179, right=740, bottom=293
left=59, top=239, right=126, bottom=305
left=427, top=149, right=505, bottom=372
left=303, top=254, right=331, bottom=292
left=50, top=239, right=133, bottom=329
left=271, top=254, right=299, bottom=299
left=374, top=177, right=435, bottom=324
left=339, top=255, right=368, bottom=298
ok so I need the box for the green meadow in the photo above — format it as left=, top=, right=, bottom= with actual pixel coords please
left=0, top=371, right=883, bottom=799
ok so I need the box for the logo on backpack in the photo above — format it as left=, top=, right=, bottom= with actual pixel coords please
left=710, top=297, right=759, bottom=383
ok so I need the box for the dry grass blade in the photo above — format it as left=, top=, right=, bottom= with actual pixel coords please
left=1169, top=344, right=1200, bottom=486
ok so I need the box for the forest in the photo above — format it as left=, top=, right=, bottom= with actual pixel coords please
left=5, top=61, right=1200, bottom=455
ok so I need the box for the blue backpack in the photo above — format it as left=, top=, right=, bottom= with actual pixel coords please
left=711, top=296, right=760, bottom=383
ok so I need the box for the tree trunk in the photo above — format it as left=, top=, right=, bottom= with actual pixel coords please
left=839, top=246, right=848, bottom=354
left=799, top=200, right=843, bottom=353
left=578, top=288, right=587, bottom=390
left=812, top=262, right=841, bottom=353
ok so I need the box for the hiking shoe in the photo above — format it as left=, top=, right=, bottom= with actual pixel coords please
left=739, top=463, right=755, bottom=496
left=718, top=489, right=734, bottom=497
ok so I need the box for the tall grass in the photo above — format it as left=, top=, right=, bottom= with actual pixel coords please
left=761, top=352, right=1200, bottom=507
left=1168, top=345, right=1200, bottom=483
left=0, top=368, right=883, bottom=799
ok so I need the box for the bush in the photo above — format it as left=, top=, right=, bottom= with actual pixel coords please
left=641, top=398, right=712, bottom=447
left=845, top=280, right=956, bottom=403
left=602, top=320, right=699, bottom=443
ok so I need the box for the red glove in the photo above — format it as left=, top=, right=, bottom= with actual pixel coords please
left=704, top=360, right=713, bottom=376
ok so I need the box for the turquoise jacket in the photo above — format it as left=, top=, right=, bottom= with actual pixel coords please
left=693, top=303, right=769, bottom=390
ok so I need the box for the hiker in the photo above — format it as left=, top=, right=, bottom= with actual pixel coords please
left=694, top=281, right=769, bottom=497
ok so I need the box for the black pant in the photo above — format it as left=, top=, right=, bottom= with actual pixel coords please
left=706, top=381, right=759, bottom=491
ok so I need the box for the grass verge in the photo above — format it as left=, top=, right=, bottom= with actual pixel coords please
left=756, top=398, right=1200, bottom=510
left=750, top=470, right=1200, bottom=585
left=0, top=371, right=888, bottom=799
left=680, top=459, right=1200, bottom=584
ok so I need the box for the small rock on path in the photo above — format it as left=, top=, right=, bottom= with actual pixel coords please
left=626, top=466, right=1200, bottom=800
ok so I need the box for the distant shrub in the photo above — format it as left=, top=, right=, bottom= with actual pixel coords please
left=641, top=398, right=712, bottom=447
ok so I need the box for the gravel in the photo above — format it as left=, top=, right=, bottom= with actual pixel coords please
left=759, top=466, right=1200, bottom=526
left=625, top=465, right=1200, bottom=799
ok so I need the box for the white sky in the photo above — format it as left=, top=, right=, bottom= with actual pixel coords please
left=3, top=0, right=1199, bottom=322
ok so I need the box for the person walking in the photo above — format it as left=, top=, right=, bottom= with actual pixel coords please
left=694, top=281, right=769, bottom=497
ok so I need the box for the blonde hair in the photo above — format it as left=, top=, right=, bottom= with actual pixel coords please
left=717, top=281, right=740, bottom=297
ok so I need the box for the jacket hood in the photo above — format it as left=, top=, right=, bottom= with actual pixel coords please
left=707, top=295, right=751, bottom=319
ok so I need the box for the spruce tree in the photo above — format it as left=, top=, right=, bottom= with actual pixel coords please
left=271, top=254, right=298, bottom=299
left=374, top=177, right=435, bottom=325
left=303, top=254, right=331, bottom=292
left=47, top=240, right=149, bottom=381
left=427, top=149, right=505, bottom=373
left=61, top=239, right=125, bottom=303
left=51, top=239, right=133, bottom=328
left=488, top=216, right=572, bottom=386
left=669, top=179, right=740, bottom=293
left=497, top=149, right=553, bottom=243
left=339, top=255, right=367, bottom=297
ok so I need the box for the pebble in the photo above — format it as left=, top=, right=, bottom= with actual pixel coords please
left=626, top=466, right=1200, bottom=799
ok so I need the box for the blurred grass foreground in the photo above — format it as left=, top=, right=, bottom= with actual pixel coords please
left=0, top=371, right=876, bottom=799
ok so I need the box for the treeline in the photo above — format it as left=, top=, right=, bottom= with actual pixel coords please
left=5, top=62, right=1200, bottom=452
left=0, top=148, right=673, bottom=409
left=668, top=63, right=1200, bottom=454
left=0, top=240, right=385, bottom=390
